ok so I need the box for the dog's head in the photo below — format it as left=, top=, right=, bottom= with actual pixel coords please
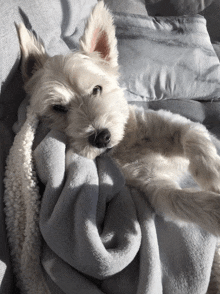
left=17, top=1, right=129, bottom=159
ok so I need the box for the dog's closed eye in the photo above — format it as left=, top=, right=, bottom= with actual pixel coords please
left=142, top=137, right=151, bottom=142
left=92, top=85, right=102, bottom=96
left=52, top=104, right=68, bottom=113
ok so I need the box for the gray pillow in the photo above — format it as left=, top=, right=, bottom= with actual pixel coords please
left=115, top=13, right=220, bottom=101
left=145, top=0, right=213, bottom=15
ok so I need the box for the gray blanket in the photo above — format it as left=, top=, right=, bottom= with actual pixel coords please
left=33, top=122, right=216, bottom=294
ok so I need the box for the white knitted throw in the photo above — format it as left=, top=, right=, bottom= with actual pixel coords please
left=4, top=107, right=50, bottom=294
left=3, top=107, right=220, bottom=294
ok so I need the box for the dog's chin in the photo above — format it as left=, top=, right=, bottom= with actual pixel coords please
left=72, top=143, right=114, bottom=160
left=70, top=145, right=105, bottom=160
left=70, top=136, right=121, bottom=160
left=81, top=148, right=106, bottom=160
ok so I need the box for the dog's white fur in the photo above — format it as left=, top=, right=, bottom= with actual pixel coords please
left=17, top=1, right=220, bottom=236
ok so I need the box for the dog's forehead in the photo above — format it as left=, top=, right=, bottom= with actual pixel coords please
left=47, top=52, right=111, bottom=93
left=69, top=65, right=105, bottom=91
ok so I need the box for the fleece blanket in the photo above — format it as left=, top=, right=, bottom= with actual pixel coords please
left=4, top=7, right=220, bottom=294
left=35, top=121, right=218, bottom=294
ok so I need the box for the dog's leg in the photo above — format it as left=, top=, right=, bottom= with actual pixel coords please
left=149, top=110, right=220, bottom=193
left=143, top=178, right=220, bottom=236
left=182, top=127, right=220, bottom=193
left=149, top=113, right=220, bottom=235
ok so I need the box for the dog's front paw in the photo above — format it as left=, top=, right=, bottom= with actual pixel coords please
left=189, top=155, right=220, bottom=194
left=194, top=191, right=220, bottom=236
left=205, top=157, right=220, bottom=194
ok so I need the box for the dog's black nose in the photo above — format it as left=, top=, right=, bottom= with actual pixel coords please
left=88, top=129, right=111, bottom=148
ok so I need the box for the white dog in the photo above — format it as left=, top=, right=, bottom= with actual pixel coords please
left=16, top=1, right=220, bottom=236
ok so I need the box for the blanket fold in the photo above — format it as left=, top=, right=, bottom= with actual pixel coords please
left=35, top=130, right=142, bottom=280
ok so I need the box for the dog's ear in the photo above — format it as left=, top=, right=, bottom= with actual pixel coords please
left=15, top=23, right=48, bottom=82
left=80, top=1, right=118, bottom=68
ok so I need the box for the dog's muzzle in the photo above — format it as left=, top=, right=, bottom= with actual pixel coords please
left=88, top=129, right=111, bottom=148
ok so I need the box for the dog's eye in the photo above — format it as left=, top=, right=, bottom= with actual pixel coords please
left=52, top=104, right=68, bottom=113
left=143, top=137, right=151, bottom=142
left=92, top=85, right=102, bottom=96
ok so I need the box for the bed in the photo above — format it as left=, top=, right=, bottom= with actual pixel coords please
left=1, top=0, right=220, bottom=293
